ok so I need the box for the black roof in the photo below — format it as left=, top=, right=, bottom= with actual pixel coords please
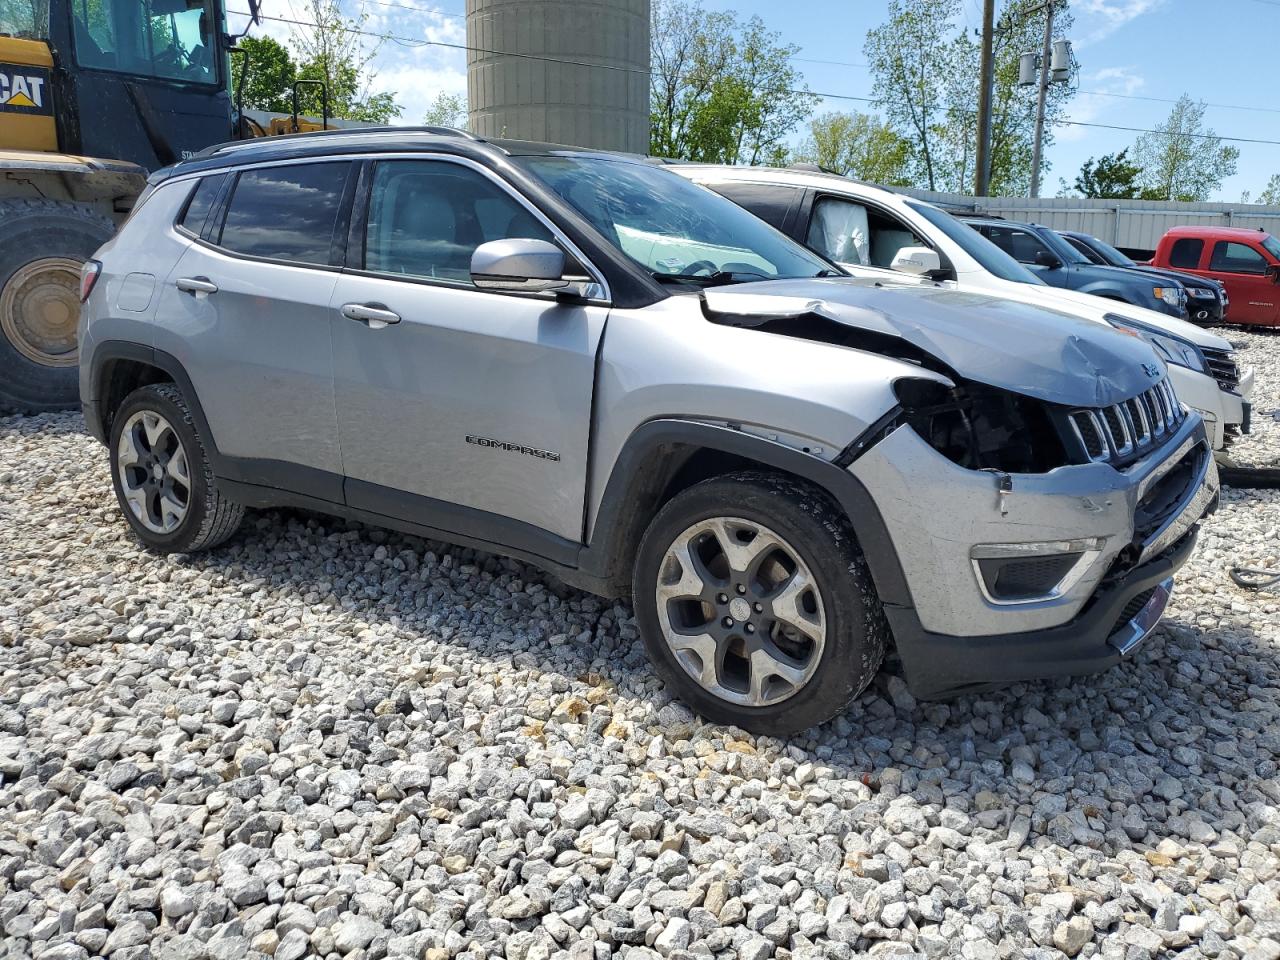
left=150, top=126, right=648, bottom=182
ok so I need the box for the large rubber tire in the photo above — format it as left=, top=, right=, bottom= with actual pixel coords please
left=108, top=383, right=244, bottom=554
left=0, top=199, right=115, bottom=414
left=633, top=471, right=889, bottom=736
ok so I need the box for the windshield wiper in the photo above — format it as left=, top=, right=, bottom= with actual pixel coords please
left=652, top=270, right=771, bottom=287
left=813, top=268, right=843, bottom=278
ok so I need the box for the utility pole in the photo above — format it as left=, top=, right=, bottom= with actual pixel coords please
left=1028, top=0, right=1055, bottom=198
left=974, top=0, right=996, bottom=196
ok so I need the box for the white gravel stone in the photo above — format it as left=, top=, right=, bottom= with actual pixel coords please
left=4, top=356, right=1280, bottom=960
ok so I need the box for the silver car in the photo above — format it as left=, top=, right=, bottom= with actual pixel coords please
left=78, top=130, right=1219, bottom=734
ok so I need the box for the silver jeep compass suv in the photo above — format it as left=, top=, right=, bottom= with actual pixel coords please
left=79, top=129, right=1219, bottom=735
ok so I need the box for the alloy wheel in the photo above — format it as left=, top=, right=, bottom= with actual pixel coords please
left=116, top=410, right=192, bottom=534
left=654, top=516, right=827, bottom=707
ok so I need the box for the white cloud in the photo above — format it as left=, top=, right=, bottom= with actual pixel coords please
left=1075, top=0, right=1166, bottom=45
left=1058, top=64, right=1145, bottom=142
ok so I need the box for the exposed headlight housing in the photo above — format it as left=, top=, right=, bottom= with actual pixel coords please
left=1106, top=315, right=1208, bottom=374
left=1153, top=286, right=1186, bottom=308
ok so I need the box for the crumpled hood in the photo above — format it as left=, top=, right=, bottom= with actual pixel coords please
left=702, top=278, right=1166, bottom=408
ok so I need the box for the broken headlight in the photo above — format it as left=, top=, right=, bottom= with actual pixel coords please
left=893, top=377, right=1070, bottom=474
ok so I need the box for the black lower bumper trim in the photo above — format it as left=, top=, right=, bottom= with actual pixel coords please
left=890, top=528, right=1199, bottom=699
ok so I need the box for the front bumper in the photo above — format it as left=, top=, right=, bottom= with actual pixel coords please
left=888, top=530, right=1198, bottom=698
left=851, top=411, right=1218, bottom=694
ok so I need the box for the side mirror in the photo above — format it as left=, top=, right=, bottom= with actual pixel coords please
left=889, top=245, right=943, bottom=277
left=1034, top=249, right=1063, bottom=269
left=471, top=239, right=568, bottom=292
left=1268, top=263, right=1280, bottom=283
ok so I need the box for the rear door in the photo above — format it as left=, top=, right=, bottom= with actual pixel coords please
left=1207, top=239, right=1278, bottom=325
left=329, top=156, right=608, bottom=547
left=154, top=159, right=353, bottom=500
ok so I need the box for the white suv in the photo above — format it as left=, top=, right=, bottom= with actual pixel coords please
left=672, top=164, right=1254, bottom=452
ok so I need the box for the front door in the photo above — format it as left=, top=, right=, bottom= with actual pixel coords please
left=1207, top=239, right=1279, bottom=325
left=330, top=157, right=608, bottom=547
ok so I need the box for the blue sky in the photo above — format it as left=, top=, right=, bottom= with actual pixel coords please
left=231, top=0, right=1280, bottom=201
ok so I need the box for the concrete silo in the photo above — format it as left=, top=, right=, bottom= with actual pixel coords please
left=466, top=0, right=650, bottom=154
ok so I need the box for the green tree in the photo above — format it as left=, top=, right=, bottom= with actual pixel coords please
left=790, top=111, right=911, bottom=184
left=864, top=0, right=1075, bottom=194
left=422, top=92, right=468, bottom=129
left=863, top=0, right=957, bottom=190
left=1131, top=95, right=1239, bottom=202
left=1073, top=149, right=1142, bottom=199
left=649, top=0, right=817, bottom=164
left=1255, top=174, right=1280, bottom=206
left=288, top=0, right=400, bottom=123
left=229, top=35, right=297, bottom=114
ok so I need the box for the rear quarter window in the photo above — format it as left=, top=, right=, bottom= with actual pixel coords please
left=176, top=174, right=226, bottom=237
left=705, top=182, right=801, bottom=232
left=1168, top=237, right=1204, bottom=269
left=216, top=162, right=352, bottom=265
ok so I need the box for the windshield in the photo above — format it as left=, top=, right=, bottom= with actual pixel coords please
left=1, top=0, right=48, bottom=38
left=72, top=0, right=218, bottom=85
left=1042, top=228, right=1090, bottom=265
left=1263, top=234, right=1280, bottom=262
left=516, top=156, right=838, bottom=285
left=1081, top=234, right=1135, bottom=267
left=907, top=202, right=1044, bottom=285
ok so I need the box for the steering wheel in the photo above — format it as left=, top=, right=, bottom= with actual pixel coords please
left=683, top=260, right=718, bottom=276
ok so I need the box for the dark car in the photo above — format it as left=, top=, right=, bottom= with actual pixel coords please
left=961, top=216, right=1190, bottom=319
left=1059, top=229, right=1227, bottom=326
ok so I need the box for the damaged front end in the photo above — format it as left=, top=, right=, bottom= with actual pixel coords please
left=700, top=280, right=1220, bottom=696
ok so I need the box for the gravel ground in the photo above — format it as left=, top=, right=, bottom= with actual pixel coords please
left=1218, top=329, right=1280, bottom=469
left=3, top=342, right=1280, bottom=960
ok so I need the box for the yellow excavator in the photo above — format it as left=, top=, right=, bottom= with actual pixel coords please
left=0, top=0, right=337, bottom=411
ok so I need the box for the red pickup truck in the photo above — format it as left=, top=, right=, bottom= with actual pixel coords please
left=1151, top=226, right=1280, bottom=326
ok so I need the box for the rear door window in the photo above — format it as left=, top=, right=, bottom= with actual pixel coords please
left=361, top=159, right=555, bottom=285
left=1168, top=237, right=1204, bottom=269
left=983, top=225, right=1053, bottom=265
left=1210, top=241, right=1268, bottom=275
left=216, top=162, right=352, bottom=265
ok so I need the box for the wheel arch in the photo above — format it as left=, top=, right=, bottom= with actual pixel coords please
left=86, top=342, right=218, bottom=459
left=577, top=418, right=914, bottom=610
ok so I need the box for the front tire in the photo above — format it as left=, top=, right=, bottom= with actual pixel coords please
left=0, top=199, right=115, bottom=413
left=633, top=472, right=889, bottom=735
left=108, top=383, right=244, bottom=553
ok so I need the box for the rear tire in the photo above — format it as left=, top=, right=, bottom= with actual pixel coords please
left=0, top=199, right=115, bottom=414
left=632, top=471, right=889, bottom=735
left=108, top=383, right=244, bottom=553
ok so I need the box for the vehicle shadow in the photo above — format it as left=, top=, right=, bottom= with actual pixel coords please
left=182, top=504, right=1280, bottom=867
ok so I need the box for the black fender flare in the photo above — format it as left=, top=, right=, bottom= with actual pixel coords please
left=577, top=418, right=914, bottom=610
left=85, top=341, right=214, bottom=451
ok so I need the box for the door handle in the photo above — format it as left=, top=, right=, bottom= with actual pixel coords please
left=341, top=302, right=401, bottom=329
left=175, top=276, right=218, bottom=295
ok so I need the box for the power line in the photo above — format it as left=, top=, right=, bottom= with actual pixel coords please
left=1077, top=88, right=1280, bottom=116
left=227, top=9, right=1280, bottom=146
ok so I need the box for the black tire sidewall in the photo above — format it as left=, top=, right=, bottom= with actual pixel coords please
left=633, top=474, right=883, bottom=735
left=0, top=205, right=113, bottom=412
left=108, top=386, right=213, bottom=553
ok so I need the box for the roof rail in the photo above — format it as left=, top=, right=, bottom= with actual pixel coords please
left=188, top=124, right=482, bottom=162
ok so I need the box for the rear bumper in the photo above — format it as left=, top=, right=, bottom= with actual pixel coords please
left=891, top=529, right=1199, bottom=698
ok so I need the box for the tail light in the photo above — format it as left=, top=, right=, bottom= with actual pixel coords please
left=80, top=260, right=102, bottom=303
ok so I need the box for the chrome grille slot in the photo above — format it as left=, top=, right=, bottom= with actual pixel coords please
left=1069, top=410, right=1108, bottom=461
left=1101, top=405, right=1133, bottom=457
left=1126, top=397, right=1150, bottom=446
